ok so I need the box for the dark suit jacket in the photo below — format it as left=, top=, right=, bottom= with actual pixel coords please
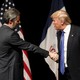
left=0, top=25, right=49, bottom=80
left=57, top=24, right=80, bottom=80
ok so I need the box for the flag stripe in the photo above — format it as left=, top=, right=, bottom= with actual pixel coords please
left=18, top=29, right=32, bottom=80
left=23, top=61, right=32, bottom=79
left=24, top=69, right=31, bottom=80
left=23, top=52, right=31, bottom=73
left=22, top=50, right=32, bottom=77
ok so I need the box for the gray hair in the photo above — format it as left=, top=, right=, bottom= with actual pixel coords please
left=3, top=8, right=20, bottom=23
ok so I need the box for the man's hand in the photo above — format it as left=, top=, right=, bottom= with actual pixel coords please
left=49, top=51, right=59, bottom=61
left=49, top=46, right=59, bottom=61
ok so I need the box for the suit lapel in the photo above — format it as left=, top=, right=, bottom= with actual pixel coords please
left=67, top=25, right=77, bottom=58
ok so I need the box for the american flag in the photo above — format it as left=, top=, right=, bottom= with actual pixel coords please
left=0, top=0, right=32, bottom=80
left=0, top=0, right=15, bottom=26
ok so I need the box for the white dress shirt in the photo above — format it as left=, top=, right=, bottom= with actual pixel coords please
left=63, top=24, right=71, bottom=67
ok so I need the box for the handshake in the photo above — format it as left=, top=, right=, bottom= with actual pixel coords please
left=49, top=46, right=59, bottom=61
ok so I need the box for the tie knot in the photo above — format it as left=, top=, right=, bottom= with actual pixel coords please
left=61, top=31, right=64, bottom=36
left=62, top=31, right=64, bottom=33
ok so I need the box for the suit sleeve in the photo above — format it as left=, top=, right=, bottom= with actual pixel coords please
left=8, top=32, right=49, bottom=58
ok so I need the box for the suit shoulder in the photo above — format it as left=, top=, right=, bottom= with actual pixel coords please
left=72, top=24, right=80, bottom=30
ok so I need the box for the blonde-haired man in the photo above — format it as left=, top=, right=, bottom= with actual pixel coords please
left=51, top=10, right=80, bottom=80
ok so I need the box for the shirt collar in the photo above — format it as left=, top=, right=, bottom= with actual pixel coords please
left=63, top=24, right=71, bottom=33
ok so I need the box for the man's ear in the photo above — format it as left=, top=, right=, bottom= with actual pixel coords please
left=9, top=20, right=13, bottom=24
